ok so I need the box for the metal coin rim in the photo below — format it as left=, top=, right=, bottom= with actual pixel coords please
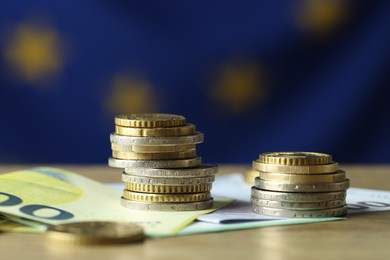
left=256, top=170, right=346, bottom=183
left=110, top=132, right=204, bottom=145
left=259, top=152, right=332, bottom=165
left=115, top=114, right=186, bottom=128
left=124, top=163, right=218, bottom=177
left=254, top=178, right=350, bottom=192
left=120, top=197, right=214, bottom=211
left=115, top=124, right=195, bottom=137
left=252, top=205, right=348, bottom=218
left=252, top=160, right=339, bottom=174
left=108, top=157, right=202, bottom=169
left=122, top=174, right=215, bottom=185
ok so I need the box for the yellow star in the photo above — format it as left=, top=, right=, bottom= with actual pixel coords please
left=3, top=22, right=64, bottom=84
left=209, top=61, right=266, bottom=116
left=105, top=74, right=159, bottom=115
left=296, top=0, right=347, bottom=38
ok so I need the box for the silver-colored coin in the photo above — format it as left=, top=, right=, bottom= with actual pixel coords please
left=120, top=197, right=213, bottom=211
left=124, top=164, right=218, bottom=178
left=111, top=143, right=196, bottom=153
left=252, top=205, right=348, bottom=218
left=254, top=178, right=350, bottom=192
left=108, top=157, right=201, bottom=169
left=251, top=187, right=347, bottom=202
left=251, top=198, right=346, bottom=210
left=122, top=174, right=215, bottom=185
left=110, top=132, right=204, bottom=145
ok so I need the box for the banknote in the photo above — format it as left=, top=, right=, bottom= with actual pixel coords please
left=0, top=167, right=231, bottom=237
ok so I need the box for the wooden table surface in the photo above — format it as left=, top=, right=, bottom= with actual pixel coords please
left=0, top=164, right=389, bottom=260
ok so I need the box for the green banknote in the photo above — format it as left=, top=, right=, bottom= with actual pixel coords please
left=0, top=167, right=230, bottom=237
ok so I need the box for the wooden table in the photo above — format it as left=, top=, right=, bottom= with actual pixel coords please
left=1, top=165, right=389, bottom=260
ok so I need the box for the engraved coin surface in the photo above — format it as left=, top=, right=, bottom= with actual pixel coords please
left=45, top=221, right=144, bottom=245
left=253, top=160, right=339, bottom=174
left=257, top=170, right=346, bottom=183
left=259, top=152, right=332, bottom=165
left=254, top=178, right=350, bottom=192
left=250, top=198, right=346, bottom=210
left=115, top=124, right=195, bottom=137
left=124, top=164, right=218, bottom=177
left=123, top=190, right=211, bottom=203
left=120, top=197, right=213, bottom=211
left=108, top=157, right=202, bottom=169
left=122, top=174, right=215, bottom=186
left=112, top=149, right=196, bottom=160
left=111, top=143, right=196, bottom=153
left=110, top=132, right=204, bottom=145
left=115, top=114, right=186, bottom=128
left=252, top=205, right=348, bottom=218
left=124, top=183, right=213, bottom=193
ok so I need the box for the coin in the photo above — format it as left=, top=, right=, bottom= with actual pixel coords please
left=124, top=164, right=218, bottom=177
left=257, top=170, right=346, bottom=183
left=122, top=174, right=215, bottom=185
left=255, top=178, right=350, bottom=192
left=124, top=183, right=213, bottom=193
left=110, top=132, right=204, bottom=145
left=244, top=170, right=259, bottom=184
left=111, top=143, right=196, bottom=153
left=259, top=152, right=332, bottom=165
left=112, top=149, right=196, bottom=160
left=250, top=198, right=346, bottom=210
left=45, top=221, right=144, bottom=245
left=108, top=157, right=202, bottom=169
left=252, top=160, right=339, bottom=174
left=120, top=197, right=214, bottom=211
left=122, top=190, right=211, bottom=203
left=115, top=124, right=196, bottom=137
left=250, top=187, right=347, bottom=201
left=115, top=114, right=186, bottom=128
left=252, top=205, right=348, bottom=218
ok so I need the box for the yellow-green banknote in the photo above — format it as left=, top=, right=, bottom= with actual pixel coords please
left=0, top=167, right=231, bottom=237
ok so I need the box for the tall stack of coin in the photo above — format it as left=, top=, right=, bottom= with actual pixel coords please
left=251, top=152, right=349, bottom=218
left=108, top=113, right=218, bottom=211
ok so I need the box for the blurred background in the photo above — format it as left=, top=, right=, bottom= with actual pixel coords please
left=1, top=1, right=390, bottom=164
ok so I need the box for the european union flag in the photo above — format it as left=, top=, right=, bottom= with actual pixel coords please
left=1, top=1, right=390, bottom=164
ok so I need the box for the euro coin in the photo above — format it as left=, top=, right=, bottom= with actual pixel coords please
left=110, top=132, right=204, bottom=145
left=253, top=160, right=339, bottom=174
left=115, top=124, right=195, bottom=137
left=255, top=178, right=350, bottom=192
left=45, top=221, right=144, bottom=245
left=111, top=143, right=196, bottom=153
left=108, top=157, right=202, bottom=169
left=122, top=190, right=211, bottom=203
left=120, top=197, right=214, bottom=211
left=244, top=170, right=259, bottom=184
left=252, top=205, right=348, bottom=218
left=122, top=174, right=215, bottom=185
left=250, top=198, right=346, bottom=210
left=115, top=114, right=186, bottom=128
left=257, top=170, right=346, bottom=183
left=259, top=152, right=332, bottom=165
left=124, top=183, right=213, bottom=193
left=112, top=149, right=196, bottom=160
left=250, top=187, right=347, bottom=202
left=124, top=164, right=218, bottom=178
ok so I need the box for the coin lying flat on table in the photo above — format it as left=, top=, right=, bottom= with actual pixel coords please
left=115, top=124, right=196, bottom=137
left=253, top=160, right=339, bottom=174
left=45, top=221, right=144, bottom=245
left=257, top=170, right=346, bottom=183
left=255, top=178, right=350, bottom=192
left=110, top=132, right=204, bottom=145
left=124, top=183, right=213, bottom=193
left=111, top=143, right=196, bottom=153
left=112, top=149, right=196, bottom=160
left=259, top=152, right=332, bottom=165
left=122, top=174, right=215, bottom=185
left=124, top=164, right=218, bottom=177
left=121, top=197, right=214, bottom=211
left=250, top=198, right=346, bottom=210
left=115, top=114, right=186, bottom=128
left=250, top=187, right=347, bottom=202
left=108, top=157, right=202, bottom=169
left=252, top=205, right=348, bottom=218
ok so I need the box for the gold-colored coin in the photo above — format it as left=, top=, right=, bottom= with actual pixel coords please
left=124, top=183, right=212, bottom=193
left=123, top=190, right=211, bottom=203
left=45, top=221, right=144, bottom=245
left=253, top=160, right=339, bottom=174
left=259, top=152, right=332, bottom=165
left=112, top=149, right=196, bottom=160
left=111, top=143, right=196, bottom=153
left=115, top=124, right=195, bottom=137
left=257, top=170, right=346, bottom=183
left=122, top=174, right=214, bottom=185
left=115, top=114, right=186, bottom=128
left=244, top=170, right=259, bottom=184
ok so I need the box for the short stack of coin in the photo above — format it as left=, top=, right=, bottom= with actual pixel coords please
left=108, top=113, right=218, bottom=211
left=251, top=152, right=349, bottom=218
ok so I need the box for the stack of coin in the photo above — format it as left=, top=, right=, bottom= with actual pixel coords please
left=108, top=113, right=218, bottom=211
left=251, top=152, right=349, bottom=218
